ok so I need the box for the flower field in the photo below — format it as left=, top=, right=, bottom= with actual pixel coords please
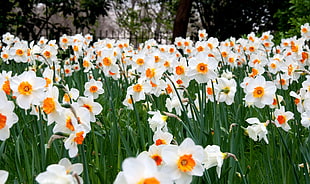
left=0, top=24, right=310, bottom=184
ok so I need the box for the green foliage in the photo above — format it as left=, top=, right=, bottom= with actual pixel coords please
left=274, top=0, right=310, bottom=42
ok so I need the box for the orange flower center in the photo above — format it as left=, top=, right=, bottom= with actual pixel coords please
left=196, top=63, right=208, bottom=74
left=73, top=45, right=79, bottom=52
left=103, top=57, right=112, bottom=66
left=106, top=43, right=112, bottom=48
left=83, top=104, right=92, bottom=112
left=2, top=53, right=9, bottom=59
left=277, top=115, right=286, bottom=124
left=221, top=51, right=228, bottom=58
left=291, top=45, right=298, bottom=52
left=294, top=98, right=300, bottom=104
left=138, top=177, right=160, bottom=184
left=228, top=57, right=235, bottom=63
left=0, top=113, right=7, bottom=129
left=253, top=86, right=264, bottom=98
left=272, top=98, right=278, bottom=106
left=146, top=68, right=155, bottom=78
left=83, top=60, right=90, bottom=68
left=127, top=98, right=133, bottom=104
left=74, top=131, right=84, bottom=144
left=43, top=97, right=56, bottom=114
left=2, top=80, right=11, bottom=95
left=136, top=58, right=144, bottom=65
left=197, top=46, right=204, bottom=52
left=207, top=87, right=213, bottom=95
left=66, top=118, right=75, bottom=131
left=165, top=84, right=173, bottom=94
left=177, top=154, right=195, bottom=172
left=43, top=51, right=51, bottom=58
left=155, top=139, right=166, bottom=146
left=164, top=61, right=170, bottom=67
left=151, top=154, right=163, bottom=166
left=154, top=56, right=160, bottom=63
left=44, top=77, right=52, bottom=87
left=279, top=79, right=286, bottom=85
left=16, top=49, right=24, bottom=56
left=253, top=59, right=261, bottom=65
left=288, top=64, right=294, bottom=76
left=302, top=27, right=308, bottom=33
left=18, top=81, right=33, bottom=95
left=176, top=66, right=185, bottom=75
left=62, top=38, right=68, bottom=43
left=270, top=63, right=277, bottom=69
left=249, top=46, right=255, bottom=52
left=207, top=43, right=213, bottom=50
left=89, top=86, right=98, bottom=93
left=133, top=84, right=143, bottom=92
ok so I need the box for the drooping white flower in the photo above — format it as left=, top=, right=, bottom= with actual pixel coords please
left=203, top=145, right=225, bottom=178
left=245, top=118, right=269, bottom=144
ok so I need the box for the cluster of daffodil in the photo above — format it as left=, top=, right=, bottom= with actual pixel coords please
left=113, top=111, right=236, bottom=184
left=0, top=22, right=309, bottom=183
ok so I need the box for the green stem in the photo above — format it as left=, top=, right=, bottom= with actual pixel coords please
left=81, top=144, right=90, bottom=184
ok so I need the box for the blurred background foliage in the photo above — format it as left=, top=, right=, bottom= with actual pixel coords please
left=0, top=0, right=309, bottom=43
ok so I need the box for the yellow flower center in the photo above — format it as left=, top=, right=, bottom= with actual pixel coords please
left=222, top=87, right=230, bottom=94
left=0, top=113, right=7, bottom=130
left=18, top=81, right=33, bottom=95
left=177, top=154, right=196, bottom=172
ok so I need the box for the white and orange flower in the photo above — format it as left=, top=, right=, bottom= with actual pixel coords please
left=10, top=70, right=46, bottom=109
left=84, top=78, right=104, bottom=99
left=0, top=91, right=18, bottom=141
left=273, top=106, right=294, bottom=132
left=161, top=138, right=205, bottom=184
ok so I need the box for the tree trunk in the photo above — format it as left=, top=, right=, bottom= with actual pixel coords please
left=172, top=0, right=193, bottom=42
